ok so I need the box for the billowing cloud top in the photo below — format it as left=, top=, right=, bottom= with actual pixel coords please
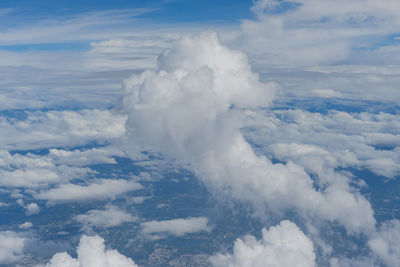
left=123, top=30, right=375, bottom=236
left=123, top=31, right=277, bottom=157
left=210, top=220, right=316, bottom=267
left=45, top=235, right=137, bottom=267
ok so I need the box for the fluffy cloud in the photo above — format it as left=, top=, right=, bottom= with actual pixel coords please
left=45, top=235, right=137, bottom=267
left=47, top=146, right=125, bottom=167
left=75, top=205, right=136, bottom=228
left=0, top=150, right=96, bottom=189
left=123, top=31, right=276, bottom=156
left=0, top=168, right=62, bottom=188
left=36, top=179, right=141, bottom=203
left=17, top=199, right=41, bottom=215
left=25, top=202, right=40, bottom=215
left=140, top=217, right=212, bottom=239
left=19, top=222, right=33, bottom=229
left=0, top=146, right=126, bottom=191
left=123, top=31, right=375, bottom=235
left=210, top=220, right=316, bottom=267
left=0, top=231, right=26, bottom=264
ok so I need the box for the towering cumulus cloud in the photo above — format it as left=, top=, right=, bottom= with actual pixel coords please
left=123, top=30, right=276, bottom=159
left=123, top=31, right=375, bottom=241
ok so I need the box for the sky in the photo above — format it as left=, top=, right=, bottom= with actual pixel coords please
left=1, top=1, right=400, bottom=266
left=0, top=0, right=253, bottom=23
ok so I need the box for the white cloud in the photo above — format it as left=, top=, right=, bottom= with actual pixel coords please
left=45, top=235, right=137, bottom=267
left=19, top=222, right=33, bottom=229
left=90, top=37, right=171, bottom=54
left=0, top=146, right=127, bottom=191
left=36, top=179, right=142, bottom=203
left=123, top=31, right=376, bottom=235
left=255, top=64, right=400, bottom=103
left=47, top=146, right=125, bottom=167
left=368, top=220, right=400, bottom=266
left=210, top=220, right=316, bottom=267
left=122, top=30, right=276, bottom=156
left=75, top=205, right=136, bottom=228
left=0, top=150, right=95, bottom=188
left=86, top=36, right=172, bottom=72
left=17, top=199, right=40, bottom=215
left=0, top=169, right=62, bottom=188
left=226, top=0, right=400, bottom=103
left=0, top=231, right=26, bottom=264
left=25, top=202, right=40, bottom=215
left=140, top=217, right=212, bottom=238
left=237, top=0, right=400, bottom=67
left=311, top=89, right=343, bottom=98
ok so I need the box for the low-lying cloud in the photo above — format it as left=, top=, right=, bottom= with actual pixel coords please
left=210, top=220, right=316, bottom=267
left=140, top=217, right=212, bottom=239
left=76, top=205, right=136, bottom=229
left=37, top=179, right=142, bottom=203
left=44, top=235, right=138, bottom=267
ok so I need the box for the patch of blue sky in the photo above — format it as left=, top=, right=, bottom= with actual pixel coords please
left=0, top=0, right=254, bottom=23
left=350, top=33, right=400, bottom=52
left=370, top=34, right=400, bottom=49
left=260, top=0, right=302, bottom=15
left=141, top=0, right=254, bottom=23
left=0, top=0, right=159, bottom=14
left=0, top=42, right=91, bottom=52
left=348, top=167, right=400, bottom=223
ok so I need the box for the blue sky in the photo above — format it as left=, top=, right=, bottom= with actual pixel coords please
left=0, top=0, right=253, bottom=22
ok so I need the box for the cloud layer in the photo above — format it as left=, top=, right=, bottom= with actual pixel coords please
left=239, top=0, right=400, bottom=67
left=0, top=109, right=126, bottom=150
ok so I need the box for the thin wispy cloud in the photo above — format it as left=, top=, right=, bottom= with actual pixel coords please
left=0, top=7, right=13, bottom=16
left=0, top=8, right=155, bottom=46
